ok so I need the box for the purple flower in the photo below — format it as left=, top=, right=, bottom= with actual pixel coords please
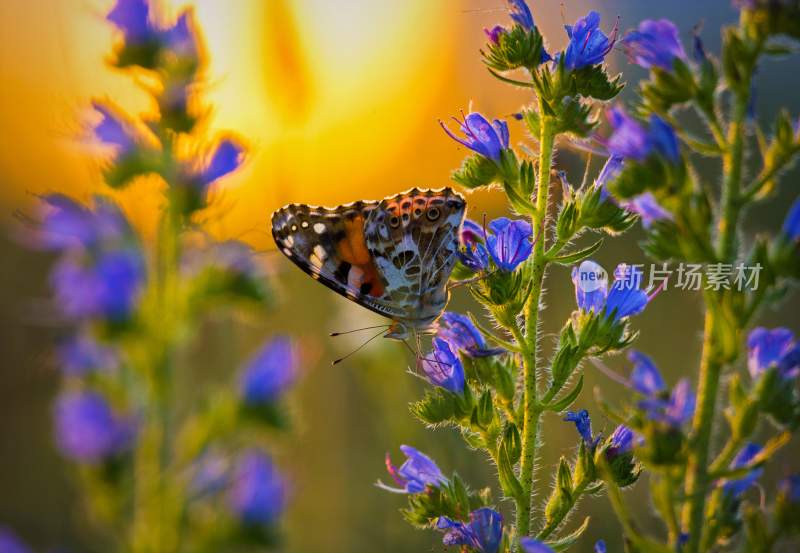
left=440, top=112, right=510, bottom=163
left=239, top=336, right=297, bottom=405
left=51, top=249, right=145, bottom=322
left=572, top=261, right=649, bottom=321
left=58, top=334, right=118, bottom=376
left=779, top=474, right=800, bottom=503
left=623, top=192, right=673, bottom=228
left=628, top=350, right=667, bottom=396
left=595, top=540, right=607, bottom=553
left=420, top=338, right=465, bottom=394
left=562, top=11, right=617, bottom=69
left=638, top=379, right=695, bottom=427
left=606, top=424, right=634, bottom=458
left=106, top=0, right=154, bottom=43
left=0, top=528, right=31, bottom=553
left=520, top=538, right=555, bottom=553
left=191, top=452, right=231, bottom=496
left=228, top=450, right=287, bottom=526
left=54, top=391, right=133, bottom=463
left=200, top=139, right=245, bottom=185
left=458, top=219, right=491, bottom=271
left=564, top=409, right=598, bottom=446
left=595, top=155, right=624, bottom=200
left=484, top=25, right=507, bottom=45
left=508, top=0, right=534, bottom=30
left=624, top=19, right=686, bottom=70
left=437, top=508, right=503, bottom=553
left=607, top=107, right=680, bottom=163
left=486, top=217, right=533, bottom=271
left=378, top=445, right=447, bottom=494
left=438, top=312, right=503, bottom=357
left=722, top=443, right=763, bottom=498
left=747, top=327, right=799, bottom=380
left=782, top=198, right=800, bottom=241
left=163, top=12, right=196, bottom=58
left=92, top=103, right=135, bottom=153
left=37, top=195, right=129, bottom=251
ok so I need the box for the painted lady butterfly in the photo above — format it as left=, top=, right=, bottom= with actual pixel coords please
left=271, top=188, right=466, bottom=341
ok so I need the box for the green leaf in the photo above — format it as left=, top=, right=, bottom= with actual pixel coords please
left=546, top=375, right=584, bottom=413
left=546, top=516, right=591, bottom=552
left=451, top=153, right=499, bottom=189
left=549, top=238, right=604, bottom=265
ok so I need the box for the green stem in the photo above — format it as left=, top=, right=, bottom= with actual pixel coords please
left=606, top=480, right=672, bottom=553
left=681, top=310, right=722, bottom=553
left=515, top=115, right=555, bottom=540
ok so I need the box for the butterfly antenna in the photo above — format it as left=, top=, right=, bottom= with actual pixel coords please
left=330, top=324, right=391, bottom=337
left=331, top=327, right=387, bottom=365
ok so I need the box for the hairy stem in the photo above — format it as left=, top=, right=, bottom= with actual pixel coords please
left=515, top=115, right=555, bottom=540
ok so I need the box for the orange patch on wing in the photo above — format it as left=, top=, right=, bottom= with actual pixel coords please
left=336, top=216, right=385, bottom=297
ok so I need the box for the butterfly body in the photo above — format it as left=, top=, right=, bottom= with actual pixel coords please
left=271, top=188, right=466, bottom=340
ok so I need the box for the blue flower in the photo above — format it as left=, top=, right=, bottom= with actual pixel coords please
left=778, top=474, right=800, bottom=503
left=747, top=327, right=799, bottom=380
left=54, top=391, right=133, bottom=463
left=420, top=338, right=466, bottom=394
left=458, top=219, right=491, bottom=271
left=508, top=0, right=534, bottom=30
left=782, top=198, right=800, bottom=241
left=378, top=445, right=447, bottom=494
left=638, top=379, right=695, bottom=427
left=51, top=249, right=145, bottom=322
left=438, top=312, right=503, bottom=357
left=191, top=451, right=231, bottom=497
left=58, top=334, right=118, bottom=376
left=628, top=350, right=666, bottom=396
left=594, top=540, right=607, bottom=553
left=624, top=192, right=673, bottom=228
left=564, top=409, right=597, bottom=446
left=485, top=25, right=507, bottom=45
left=0, top=528, right=31, bottom=553
left=228, top=450, right=287, bottom=526
left=437, top=508, right=503, bottom=553
left=486, top=217, right=533, bottom=271
left=38, top=195, right=129, bottom=251
left=520, top=538, right=555, bottom=553
left=200, top=139, right=245, bottom=185
left=562, top=11, right=617, bottom=69
left=606, top=424, right=634, bottom=459
left=594, top=155, right=624, bottom=200
left=607, top=107, right=680, bottom=163
left=722, top=443, right=763, bottom=498
left=106, top=0, right=155, bottom=43
left=92, top=102, right=136, bottom=154
left=163, top=12, right=197, bottom=58
left=572, top=261, right=649, bottom=321
left=440, top=112, right=510, bottom=163
left=623, top=19, right=686, bottom=70
left=239, top=336, right=297, bottom=405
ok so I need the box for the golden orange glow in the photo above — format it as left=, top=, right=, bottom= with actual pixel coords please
left=0, top=0, right=606, bottom=249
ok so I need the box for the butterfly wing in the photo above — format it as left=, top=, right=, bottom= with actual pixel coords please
left=271, top=201, right=406, bottom=320
left=364, top=188, right=466, bottom=329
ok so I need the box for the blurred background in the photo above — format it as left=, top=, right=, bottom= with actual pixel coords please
left=1, top=0, right=798, bottom=551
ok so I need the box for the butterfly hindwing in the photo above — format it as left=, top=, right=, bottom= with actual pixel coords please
left=364, top=188, right=465, bottom=327
left=271, top=201, right=404, bottom=319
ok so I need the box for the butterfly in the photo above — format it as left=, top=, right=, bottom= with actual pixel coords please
left=271, top=187, right=466, bottom=342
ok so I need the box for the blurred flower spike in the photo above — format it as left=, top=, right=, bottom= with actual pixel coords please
left=748, top=327, right=800, bottom=381
left=377, top=445, right=447, bottom=494
left=722, top=443, right=763, bottom=498
left=437, top=507, right=503, bottom=553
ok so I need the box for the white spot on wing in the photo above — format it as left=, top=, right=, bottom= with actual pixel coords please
left=313, top=222, right=326, bottom=234
left=285, top=235, right=294, bottom=247
left=313, top=245, right=327, bottom=262
left=301, top=221, right=309, bottom=228
left=282, top=248, right=292, bottom=257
